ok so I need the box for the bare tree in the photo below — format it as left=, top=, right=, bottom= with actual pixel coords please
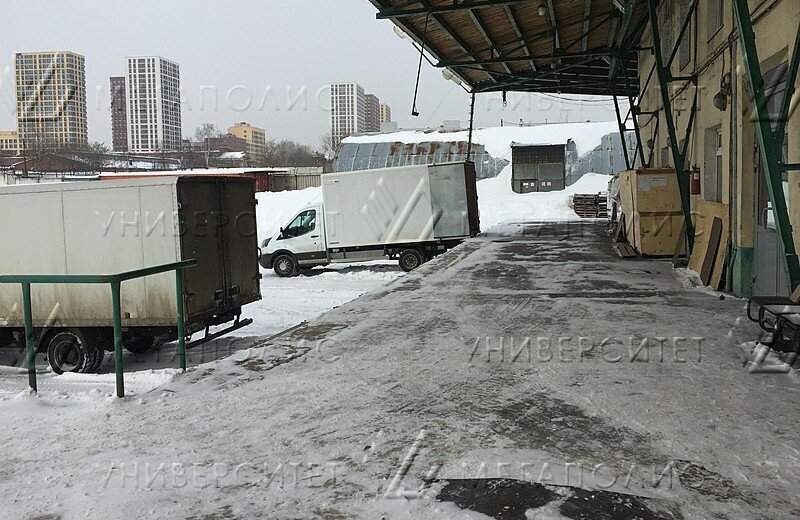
left=193, top=123, right=219, bottom=168
left=319, top=133, right=337, bottom=161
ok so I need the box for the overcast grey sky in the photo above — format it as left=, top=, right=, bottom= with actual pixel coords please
left=0, top=0, right=622, bottom=148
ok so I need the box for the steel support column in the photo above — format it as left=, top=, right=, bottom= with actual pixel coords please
left=467, top=91, right=476, bottom=162
left=733, top=0, right=800, bottom=290
left=613, top=93, right=632, bottom=170
left=646, top=0, right=695, bottom=251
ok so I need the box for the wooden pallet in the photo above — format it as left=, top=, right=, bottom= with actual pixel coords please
left=572, top=193, right=608, bottom=218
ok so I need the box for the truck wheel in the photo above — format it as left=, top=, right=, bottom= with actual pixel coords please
left=273, top=254, right=298, bottom=277
left=124, top=336, right=161, bottom=355
left=46, top=330, right=100, bottom=374
left=399, top=249, right=425, bottom=272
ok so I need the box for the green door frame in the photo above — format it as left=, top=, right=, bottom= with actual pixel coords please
left=733, top=0, right=800, bottom=291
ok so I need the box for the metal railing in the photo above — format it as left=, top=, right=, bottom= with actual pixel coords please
left=0, top=259, right=197, bottom=398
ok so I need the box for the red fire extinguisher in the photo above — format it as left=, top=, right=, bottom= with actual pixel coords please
left=691, top=166, right=701, bottom=195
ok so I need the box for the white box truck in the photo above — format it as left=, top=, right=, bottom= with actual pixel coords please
left=0, top=176, right=261, bottom=373
left=260, top=162, right=480, bottom=276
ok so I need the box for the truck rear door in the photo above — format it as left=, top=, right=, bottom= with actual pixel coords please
left=219, top=178, right=261, bottom=309
left=177, top=177, right=227, bottom=320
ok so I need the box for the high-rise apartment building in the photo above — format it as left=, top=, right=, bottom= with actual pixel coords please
left=109, top=76, right=128, bottom=152
left=125, top=56, right=182, bottom=152
left=14, top=51, right=87, bottom=149
left=330, top=83, right=365, bottom=147
left=228, top=122, right=266, bottom=157
left=379, top=103, right=392, bottom=124
left=364, top=93, right=381, bottom=133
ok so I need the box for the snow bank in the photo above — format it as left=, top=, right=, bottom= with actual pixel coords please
left=477, top=166, right=612, bottom=228
left=343, top=121, right=620, bottom=159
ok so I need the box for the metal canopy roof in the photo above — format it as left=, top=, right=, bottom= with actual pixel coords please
left=369, top=0, right=647, bottom=96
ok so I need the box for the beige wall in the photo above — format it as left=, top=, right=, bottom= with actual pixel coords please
left=636, top=0, right=798, bottom=252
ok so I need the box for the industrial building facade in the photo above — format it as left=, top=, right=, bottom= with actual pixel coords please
left=636, top=0, right=799, bottom=297
left=14, top=51, right=88, bottom=149
left=330, top=83, right=366, bottom=147
left=125, top=56, right=182, bottom=153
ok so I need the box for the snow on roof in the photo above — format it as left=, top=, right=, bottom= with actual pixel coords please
left=342, top=121, right=620, bottom=160
left=219, top=151, right=246, bottom=160
left=100, top=167, right=286, bottom=178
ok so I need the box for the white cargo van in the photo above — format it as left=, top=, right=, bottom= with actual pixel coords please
left=260, top=162, right=480, bottom=276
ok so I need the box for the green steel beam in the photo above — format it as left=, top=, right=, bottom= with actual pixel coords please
left=21, top=283, right=36, bottom=393
left=439, top=46, right=623, bottom=68
left=613, top=93, right=633, bottom=170
left=733, top=0, right=800, bottom=291
left=646, top=0, right=695, bottom=251
left=621, top=54, right=647, bottom=166
left=608, top=0, right=640, bottom=80
left=111, top=281, right=124, bottom=398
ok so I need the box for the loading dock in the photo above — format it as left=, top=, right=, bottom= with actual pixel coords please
left=510, top=142, right=569, bottom=193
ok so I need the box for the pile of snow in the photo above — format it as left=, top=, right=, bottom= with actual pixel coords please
left=343, top=121, right=620, bottom=160
left=478, top=167, right=612, bottom=227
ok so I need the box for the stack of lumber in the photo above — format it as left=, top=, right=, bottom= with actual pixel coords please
left=572, top=193, right=608, bottom=218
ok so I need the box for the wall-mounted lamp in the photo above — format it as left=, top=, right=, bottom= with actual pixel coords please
left=442, top=68, right=462, bottom=86
left=713, top=72, right=732, bottom=112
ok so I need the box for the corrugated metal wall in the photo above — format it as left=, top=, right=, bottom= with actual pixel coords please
left=332, top=141, right=508, bottom=179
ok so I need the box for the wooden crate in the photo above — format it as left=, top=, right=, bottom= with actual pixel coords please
left=619, top=169, right=684, bottom=256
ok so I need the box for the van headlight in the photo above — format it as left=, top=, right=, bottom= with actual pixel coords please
left=261, top=238, right=271, bottom=248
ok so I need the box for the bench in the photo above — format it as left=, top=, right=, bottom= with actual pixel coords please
left=747, top=288, right=800, bottom=351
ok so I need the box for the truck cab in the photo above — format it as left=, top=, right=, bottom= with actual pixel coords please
left=260, top=203, right=330, bottom=276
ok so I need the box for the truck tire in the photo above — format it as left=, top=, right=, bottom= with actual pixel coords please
left=273, top=254, right=298, bottom=277
left=46, top=330, right=101, bottom=374
left=399, top=249, right=425, bottom=272
left=124, top=336, right=161, bottom=355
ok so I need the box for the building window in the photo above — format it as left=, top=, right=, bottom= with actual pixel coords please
left=704, top=126, right=723, bottom=202
left=679, top=0, right=692, bottom=70
left=661, top=146, right=671, bottom=168
left=707, top=0, right=723, bottom=40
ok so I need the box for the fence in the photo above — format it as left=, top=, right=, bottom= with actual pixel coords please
left=0, top=259, right=197, bottom=398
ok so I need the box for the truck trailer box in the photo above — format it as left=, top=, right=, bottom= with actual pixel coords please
left=0, top=176, right=261, bottom=331
left=321, top=161, right=480, bottom=249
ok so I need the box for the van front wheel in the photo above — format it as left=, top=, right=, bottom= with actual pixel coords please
left=273, top=254, right=298, bottom=277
